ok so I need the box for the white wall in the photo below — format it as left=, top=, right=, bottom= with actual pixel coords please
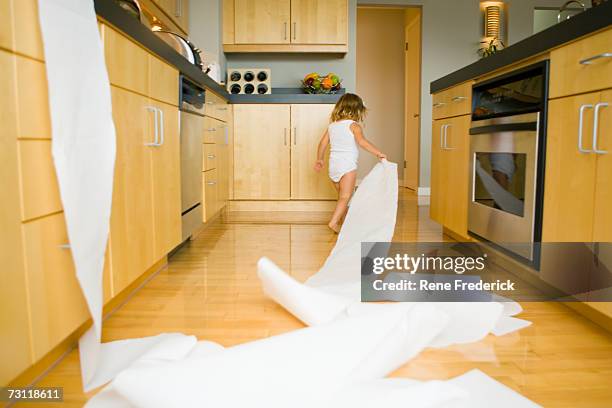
left=189, top=0, right=225, bottom=69
left=189, top=0, right=582, bottom=188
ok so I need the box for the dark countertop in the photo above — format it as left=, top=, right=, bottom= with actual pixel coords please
left=228, top=88, right=344, bottom=104
left=430, top=2, right=612, bottom=94
left=95, top=0, right=343, bottom=104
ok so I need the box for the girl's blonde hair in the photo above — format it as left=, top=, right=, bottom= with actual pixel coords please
left=330, top=93, right=367, bottom=123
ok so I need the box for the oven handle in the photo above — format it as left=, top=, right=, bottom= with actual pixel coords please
left=469, top=122, right=538, bottom=135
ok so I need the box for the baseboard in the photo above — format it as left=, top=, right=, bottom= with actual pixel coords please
left=417, top=187, right=430, bottom=196
left=9, top=256, right=169, bottom=388
left=228, top=200, right=336, bottom=212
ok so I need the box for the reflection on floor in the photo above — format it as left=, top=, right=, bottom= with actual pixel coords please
left=22, top=189, right=612, bottom=407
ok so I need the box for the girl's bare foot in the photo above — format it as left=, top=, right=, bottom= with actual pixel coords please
left=327, top=222, right=340, bottom=234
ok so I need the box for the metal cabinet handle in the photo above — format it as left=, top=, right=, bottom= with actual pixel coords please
left=175, top=0, right=182, bottom=17
left=433, top=102, right=446, bottom=108
left=206, top=101, right=214, bottom=105
left=205, top=128, right=217, bottom=132
left=443, top=124, right=454, bottom=150
left=579, top=52, right=612, bottom=65
left=578, top=104, right=594, bottom=153
left=284, top=22, right=287, bottom=40
left=207, top=181, right=217, bottom=185
left=293, top=22, right=297, bottom=40
left=452, top=96, right=467, bottom=102
left=284, top=128, right=288, bottom=145
left=439, top=124, right=446, bottom=149
left=593, top=102, right=609, bottom=154
left=217, top=107, right=228, bottom=111
left=145, top=106, right=159, bottom=146
left=224, top=126, right=229, bottom=145
left=207, top=154, right=216, bottom=159
left=293, top=127, right=297, bottom=145
left=58, top=243, right=71, bottom=250
left=157, top=107, right=165, bottom=146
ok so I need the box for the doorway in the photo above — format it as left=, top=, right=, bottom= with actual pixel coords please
left=356, top=6, right=422, bottom=190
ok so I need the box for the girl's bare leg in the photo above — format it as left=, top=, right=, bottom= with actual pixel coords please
left=328, top=171, right=356, bottom=233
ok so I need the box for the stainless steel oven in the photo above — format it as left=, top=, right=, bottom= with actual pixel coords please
left=468, top=62, right=549, bottom=266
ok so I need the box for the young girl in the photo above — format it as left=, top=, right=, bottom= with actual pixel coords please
left=314, top=93, right=386, bottom=233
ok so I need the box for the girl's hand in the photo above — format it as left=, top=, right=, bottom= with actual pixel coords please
left=377, top=152, right=387, bottom=161
left=314, top=160, right=324, bottom=172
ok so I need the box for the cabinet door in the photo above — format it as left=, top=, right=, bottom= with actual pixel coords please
left=151, top=102, right=182, bottom=258
left=234, top=0, right=291, bottom=44
left=109, top=87, right=156, bottom=294
left=216, top=124, right=230, bottom=208
left=444, top=115, right=470, bottom=239
left=290, top=104, right=336, bottom=199
left=203, top=169, right=219, bottom=222
left=593, top=90, right=612, bottom=242
left=291, top=0, right=347, bottom=45
left=429, top=120, right=448, bottom=226
left=543, top=93, right=599, bottom=242
left=233, top=104, right=291, bottom=199
left=149, top=55, right=179, bottom=107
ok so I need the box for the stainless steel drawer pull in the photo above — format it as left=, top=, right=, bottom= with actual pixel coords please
left=207, top=154, right=216, bottom=159
left=58, top=244, right=71, bottom=250
left=433, top=102, right=446, bottom=108
left=217, top=107, right=228, bottom=111
left=593, top=102, right=609, bottom=154
left=157, top=108, right=165, bottom=146
left=452, top=96, right=467, bottom=102
left=145, top=106, right=160, bottom=147
left=443, top=124, right=454, bottom=150
left=440, top=124, right=446, bottom=149
left=579, top=52, right=612, bottom=65
left=284, top=128, right=288, bottom=146
left=205, top=128, right=217, bottom=132
left=175, top=0, right=182, bottom=17
left=206, top=101, right=214, bottom=105
left=284, top=23, right=288, bottom=40
left=207, top=181, right=217, bottom=185
left=293, top=127, right=297, bottom=145
left=293, top=22, right=297, bottom=40
left=578, top=104, right=594, bottom=153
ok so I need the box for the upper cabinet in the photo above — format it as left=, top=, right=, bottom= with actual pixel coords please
left=234, top=0, right=291, bottom=44
left=224, top=0, right=348, bottom=53
left=150, top=0, right=190, bottom=35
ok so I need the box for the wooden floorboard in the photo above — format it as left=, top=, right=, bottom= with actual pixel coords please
left=18, top=189, right=612, bottom=407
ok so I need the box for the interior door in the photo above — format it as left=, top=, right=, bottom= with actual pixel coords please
left=233, top=104, right=291, bottom=199
left=445, top=115, right=470, bottom=239
left=429, top=119, right=448, bottom=226
left=151, top=101, right=182, bottom=258
left=234, top=0, right=291, bottom=44
left=404, top=12, right=421, bottom=191
left=290, top=0, right=347, bottom=44
left=109, top=87, right=156, bottom=294
left=593, top=89, right=611, bottom=242
left=543, top=93, right=599, bottom=242
left=290, top=104, right=336, bottom=199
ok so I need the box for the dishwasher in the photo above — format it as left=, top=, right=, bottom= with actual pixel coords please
left=180, top=76, right=206, bottom=241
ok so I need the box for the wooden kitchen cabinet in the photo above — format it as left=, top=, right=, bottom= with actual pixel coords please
left=104, top=25, right=150, bottom=96
left=290, top=104, right=336, bottom=199
left=0, top=0, right=13, bottom=51
left=109, top=87, right=157, bottom=294
left=150, top=102, right=182, bottom=258
left=432, top=81, right=472, bottom=120
left=216, top=123, right=231, bottom=208
left=151, top=0, right=190, bottom=34
left=550, top=27, right=612, bottom=99
left=149, top=55, right=179, bottom=106
left=234, top=0, right=291, bottom=44
left=593, top=89, right=611, bottom=242
left=203, top=169, right=220, bottom=221
left=233, top=104, right=291, bottom=199
left=291, top=0, right=348, bottom=45
left=429, top=115, right=470, bottom=239
left=224, top=0, right=348, bottom=52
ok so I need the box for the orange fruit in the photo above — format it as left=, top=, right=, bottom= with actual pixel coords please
left=322, top=77, right=333, bottom=89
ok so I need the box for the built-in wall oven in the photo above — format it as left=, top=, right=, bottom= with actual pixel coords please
left=180, top=76, right=206, bottom=241
left=468, top=61, right=549, bottom=266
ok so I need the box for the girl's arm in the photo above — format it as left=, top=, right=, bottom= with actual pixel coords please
left=314, top=130, right=330, bottom=172
left=351, top=123, right=386, bottom=160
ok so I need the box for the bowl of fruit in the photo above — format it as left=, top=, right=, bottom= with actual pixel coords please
left=302, top=72, right=342, bottom=94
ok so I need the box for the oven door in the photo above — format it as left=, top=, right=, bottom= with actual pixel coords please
left=468, top=113, right=539, bottom=261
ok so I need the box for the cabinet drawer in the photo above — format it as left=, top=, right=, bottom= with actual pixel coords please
left=203, top=168, right=219, bottom=222
left=203, top=117, right=224, bottom=143
left=203, top=143, right=218, bottom=171
left=15, top=56, right=52, bottom=139
left=22, top=212, right=89, bottom=360
left=18, top=140, right=63, bottom=221
left=13, top=0, right=44, bottom=61
left=205, top=92, right=230, bottom=122
left=149, top=55, right=179, bottom=106
left=550, top=28, right=612, bottom=98
left=103, top=25, right=149, bottom=95
left=432, top=81, right=472, bottom=120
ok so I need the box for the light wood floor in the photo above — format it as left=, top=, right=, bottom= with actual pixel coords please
left=19, top=189, right=612, bottom=407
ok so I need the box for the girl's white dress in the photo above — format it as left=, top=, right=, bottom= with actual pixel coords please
left=328, top=119, right=359, bottom=182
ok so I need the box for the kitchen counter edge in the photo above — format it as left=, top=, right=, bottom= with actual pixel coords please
left=430, top=3, right=612, bottom=94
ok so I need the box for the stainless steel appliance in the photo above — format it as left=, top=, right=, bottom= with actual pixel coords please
left=180, top=76, right=206, bottom=241
left=468, top=62, right=549, bottom=266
